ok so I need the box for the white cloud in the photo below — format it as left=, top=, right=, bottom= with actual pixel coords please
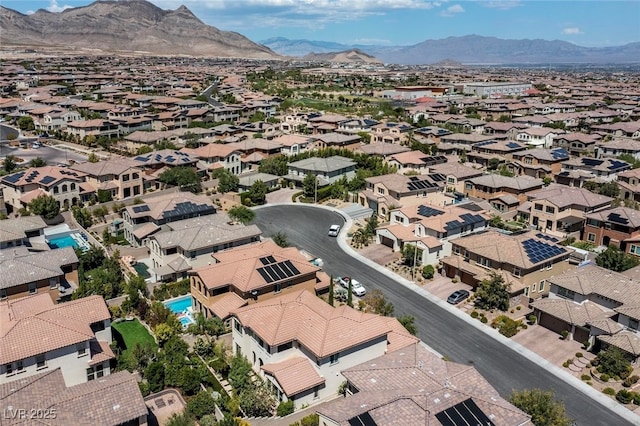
left=562, top=27, right=583, bottom=35
left=440, top=4, right=464, bottom=16
left=478, top=1, right=521, bottom=10
left=46, top=0, right=73, bottom=13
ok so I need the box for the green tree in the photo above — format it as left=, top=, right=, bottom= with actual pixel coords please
left=97, top=189, right=113, bottom=203
left=509, top=389, right=573, bottom=426
left=362, top=289, right=395, bottom=316
left=166, top=412, right=195, bottom=426
left=216, top=169, right=240, bottom=193
left=276, top=400, right=294, bottom=416
left=598, top=181, right=620, bottom=198
left=488, top=158, right=501, bottom=170
left=187, top=390, right=216, bottom=419
left=145, top=361, right=165, bottom=393
left=303, top=174, right=317, bottom=199
left=228, top=205, right=255, bottom=225
left=596, top=245, right=640, bottom=272
left=402, top=244, right=422, bottom=267
left=398, top=315, right=417, bottom=335
left=246, top=180, right=267, bottom=205
left=154, top=323, right=176, bottom=347
left=180, top=366, right=204, bottom=395
left=3, top=155, right=17, bottom=173
left=474, top=273, right=510, bottom=311
left=238, top=381, right=276, bottom=417
left=328, top=275, right=334, bottom=307
left=159, top=167, right=202, bottom=193
left=88, top=152, right=99, bottom=163
left=228, top=354, right=253, bottom=393
left=17, top=116, right=34, bottom=131
left=29, top=157, right=46, bottom=167
left=28, top=194, right=60, bottom=219
left=347, top=279, right=353, bottom=308
left=422, top=264, right=435, bottom=279
left=271, top=231, right=289, bottom=247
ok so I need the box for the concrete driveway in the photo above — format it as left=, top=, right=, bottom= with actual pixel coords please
left=512, top=324, right=584, bottom=366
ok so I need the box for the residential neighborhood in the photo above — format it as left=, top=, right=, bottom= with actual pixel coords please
left=1, top=33, right=640, bottom=426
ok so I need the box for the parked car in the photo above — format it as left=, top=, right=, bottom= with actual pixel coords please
left=328, top=224, right=341, bottom=237
left=447, top=289, right=470, bottom=305
left=337, top=276, right=366, bottom=297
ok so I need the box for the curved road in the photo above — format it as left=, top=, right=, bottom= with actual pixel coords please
left=254, top=205, right=632, bottom=426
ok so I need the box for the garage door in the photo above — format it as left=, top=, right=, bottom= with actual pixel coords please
left=380, top=236, right=395, bottom=249
left=461, top=271, right=476, bottom=287
left=574, top=326, right=590, bottom=344
left=538, top=312, right=569, bottom=335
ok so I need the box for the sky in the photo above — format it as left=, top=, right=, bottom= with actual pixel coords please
left=4, top=0, right=640, bottom=47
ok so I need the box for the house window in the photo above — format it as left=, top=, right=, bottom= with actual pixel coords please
left=630, top=245, right=640, bottom=256
left=534, top=203, right=543, bottom=211
left=557, top=287, right=576, bottom=300
left=36, top=354, right=46, bottom=369
left=16, top=360, right=23, bottom=372
left=630, top=318, right=639, bottom=331
left=5, top=363, right=13, bottom=375
left=234, top=319, right=242, bottom=334
left=377, top=187, right=385, bottom=195
left=532, top=282, right=537, bottom=292
left=587, top=233, right=596, bottom=242
left=513, top=266, right=521, bottom=277
left=49, top=277, right=58, bottom=289
left=330, top=353, right=340, bottom=365
left=545, top=206, right=555, bottom=214
left=454, top=246, right=460, bottom=255
left=87, top=364, right=104, bottom=381
left=122, top=174, right=130, bottom=181
left=275, top=283, right=282, bottom=293
left=314, top=386, right=320, bottom=399
left=476, top=257, right=490, bottom=268
left=77, top=343, right=87, bottom=357
left=465, top=182, right=473, bottom=190
left=0, top=289, right=6, bottom=300
left=540, top=280, right=546, bottom=292
left=28, top=283, right=37, bottom=294
left=464, top=250, right=470, bottom=261
left=524, top=287, right=529, bottom=297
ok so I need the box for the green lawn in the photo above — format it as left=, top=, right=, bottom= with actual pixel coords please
left=112, top=319, right=157, bottom=356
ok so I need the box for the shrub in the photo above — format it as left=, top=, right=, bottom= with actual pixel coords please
left=470, top=311, right=479, bottom=318
left=575, top=352, right=583, bottom=358
left=596, top=346, right=633, bottom=380
left=562, top=361, right=570, bottom=368
left=616, top=389, right=634, bottom=404
left=516, top=305, right=521, bottom=310
left=276, top=400, right=294, bottom=417
left=561, top=330, right=569, bottom=340
left=581, top=374, right=591, bottom=381
left=452, top=278, right=458, bottom=283
left=623, top=375, right=639, bottom=388
left=600, top=373, right=610, bottom=382
left=527, top=315, right=537, bottom=324
left=634, top=393, right=640, bottom=406
left=421, top=265, right=435, bottom=279
left=480, top=316, right=488, bottom=324
left=603, top=387, right=615, bottom=395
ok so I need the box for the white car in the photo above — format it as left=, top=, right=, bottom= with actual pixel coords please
left=328, top=224, right=341, bottom=237
left=337, top=276, right=366, bottom=297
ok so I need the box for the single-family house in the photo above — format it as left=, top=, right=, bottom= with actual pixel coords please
left=583, top=207, right=640, bottom=254
left=71, top=158, right=144, bottom=200
left=285, top=156, right=357, bottom=187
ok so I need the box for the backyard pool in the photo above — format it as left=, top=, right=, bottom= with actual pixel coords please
left=163, top=295, right=194, bottom=327
left=48, top=235, right=77, bottom=249
left=46, top=227, right=90, bottom=251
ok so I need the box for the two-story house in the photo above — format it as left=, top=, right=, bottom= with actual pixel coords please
left=561, top=157, right=631, bottom=181
left=310, top=132, right=362, bottom=151
left=122, top=192, right=217, bottom=247
left=531, top=265, right=640, bottom=361
left=273, top=134, right=314, bottom=156
left=65, top=119, right=120, bottom=140
left=148, top=213, right=262, bottom=282
left=285, top=156, right=357, bottom=187
left=229, top=289, right=419, bottom=408
left=1, top=166, right=87, bottom=213
left=428, top=162, right=484, bottom=195
left=518, top=185, right=613, bottom=237
left=359, top=173, right=447, bottom=218
left=583, top=206, right=640, bottom=253
left=596, top=137, right=640, bottom=161
left=371, top=121, right=414, bottom=145
left=190, top=240, right=330, bottom=323
left=554, top=132, right=600, bottom=156
left=442, top=230, right=575, bottom=300
left=464, top=174, right=544, bottom=207
left=507, top=148, right=570, bottom=179
left=317, top=343, right=532, bottom=426
left=0, top=246, right=78, bottom=302
left=376, top=203, right=490, bottom=265
left=0, top=215, right=47, bottom=249
left=617, top=169, right=640, bottom=202
left=385, top=151, right=447, bottom=175
left=516, top=128, right=565, bottom=148
left=0, top=293, right=113, bottom=386
left=180, top=144, right=242, bottom=175
left=71, top=158, right=144, bottom=200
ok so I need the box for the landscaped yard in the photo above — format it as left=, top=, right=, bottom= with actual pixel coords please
left=112, top=318, right=157, bottom=357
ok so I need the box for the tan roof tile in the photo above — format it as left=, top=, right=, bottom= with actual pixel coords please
left=262, top=356, right=325, bottom=397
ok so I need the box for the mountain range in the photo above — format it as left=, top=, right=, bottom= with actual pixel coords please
left=0, top=0, right=278, bottom=59
left=262, top=36, right=640, bottom=65
left=0, top=0, right=638, bottom=65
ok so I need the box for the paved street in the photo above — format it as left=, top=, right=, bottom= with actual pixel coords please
left=254, top=204, right=635, bottom=426
left=0, top=144, right=88, bottom=166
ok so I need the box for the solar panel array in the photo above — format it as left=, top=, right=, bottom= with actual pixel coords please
left=506, top=141, right=522, bottom=149
left=535, top=233, right=559, bottom=243
left=551, top=148, right=569, bottom=160
left=347, top=412, right=377, bottom=426
left=474, top=140, right=497, bottom=147
left=430, top=173, right=446, bottom=182
left=259, top=255, right=276, bottom=265
left=581, top=158, right=603, bottom=167
left=608, top=160, right=629, bottom=170
left=40, top=176, right=56, bottom=185
left=162, top=201, right=213, bottom=220
left=132, top=205, right=151, bottom=214
left=522, top=238, right=566, bottom=264
left=3, top=171, right=26, bottom=184
left=256, top=260, right=300, bottom=283
left=608, top=212, right=629, bottom=225
left=407, top=179, right=439, bottom=191
left=417, top=205, right=444, bottom=218
left=24, top=170, right=40, bottom=183
left=444, top=213, right=486, bottom=231
left=435, top=398, right=495, bottom=426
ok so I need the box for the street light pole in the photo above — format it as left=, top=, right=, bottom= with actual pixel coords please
left=314, top=174, right=318, bottom=204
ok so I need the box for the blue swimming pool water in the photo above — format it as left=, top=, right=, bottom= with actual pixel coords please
left=163, top=295, right=194, bottom=327
left=48, top=235, right=78, bottom=249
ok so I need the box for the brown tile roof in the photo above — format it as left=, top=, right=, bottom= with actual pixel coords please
left=1, top=166, right=85, bottom=188
left=599, top=331, right=640, bottom=356
left=379, top=223, right=443, bottom=248
left=71, top=158, right=141, bottom=177
left=195, top=240, right=319, bottom=293
left=0, top=368, right=147, bottom=426
left=0, top=246, right=78, bottom=289
left=0, top=216, right=46, bottom=244
left=393, top=204, right=490, bottom=234
left=208, top=292, right=248, bottom=320
left=526, top=184, right=613, bottom=209
left=586, top=206, right=640, bottom=228
left=262, top=356, right=325, bottom=397
left=231, top=290, right=403, bottom=358
left=89, top=340, right=116, bottom=366
left=319, top=343, right=531, bottom=426
left=0, top=294, right=109, bottom=364
left=532, top=298, right=613, bottom=326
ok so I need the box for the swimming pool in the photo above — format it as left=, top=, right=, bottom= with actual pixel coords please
left=163, top=295, right=194, bottom=327
left=48, top=235, right=77, bottom=249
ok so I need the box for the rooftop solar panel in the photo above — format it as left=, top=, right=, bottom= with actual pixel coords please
left=348, top=412, right=377, bottom=426
left=132, top=205, right=150, bottom=213
left=257, top=268, right=273, bottom=283
left=608, top=212, right=629, bottom=225
left=417, top=205, right=444, bottom=218
left=435, top=398, right=495, bottom=426
left=283, top=260, right=300, bottom=275
left=507, top=142, right=521, bottom=149
left=40, top=176, right=56, bottom=185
